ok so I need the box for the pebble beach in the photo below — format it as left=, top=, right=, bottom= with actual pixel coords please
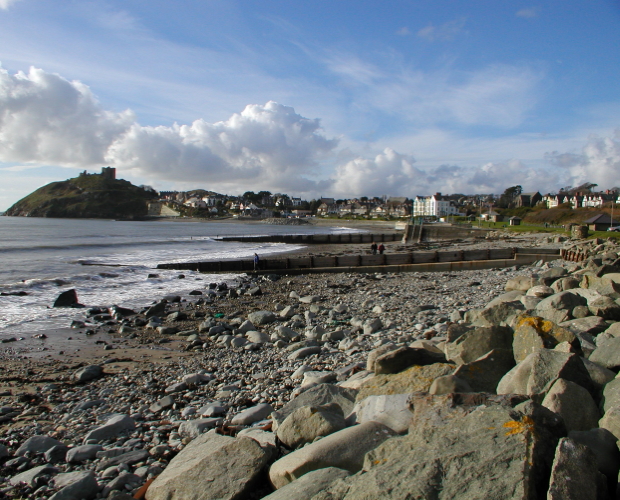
left=4, top=225, right=617, bottom=499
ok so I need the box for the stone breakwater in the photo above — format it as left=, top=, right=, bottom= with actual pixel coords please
left=2, top=235, right=620, bottom=498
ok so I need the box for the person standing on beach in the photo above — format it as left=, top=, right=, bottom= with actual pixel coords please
left=254, top=253, right=259, bottom=270
left=378, top=243, right=385, bottom=254
left=371, top=242, right=378, bottom=255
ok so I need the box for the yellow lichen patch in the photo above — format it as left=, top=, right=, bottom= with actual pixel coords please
left=516, top=316, right=554, bottom=334
left=503, top=416, right=535, bottom=436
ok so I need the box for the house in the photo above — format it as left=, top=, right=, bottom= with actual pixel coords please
left=386, top=197, right=411, bottom=218
left=509, top=216, right=522, bottom=226
left=515, top=192, right=542, bottom=207
left=583, top=214, right=619, bottom=231
left=481, top=210, right=503, bottom=222
left=413, top=193, right=459, bottom=218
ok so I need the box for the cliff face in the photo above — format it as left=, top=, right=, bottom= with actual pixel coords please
left=5, top=174, right=157, bottom=219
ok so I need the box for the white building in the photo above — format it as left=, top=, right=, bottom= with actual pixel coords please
left=412, top=193, right=458, bottom=218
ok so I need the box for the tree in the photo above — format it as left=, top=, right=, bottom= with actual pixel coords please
left=498, top=185, right=522, bottom=208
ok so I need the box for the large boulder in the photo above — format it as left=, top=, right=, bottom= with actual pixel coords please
left=568, top=428, right=620, bottom=488
left=373, top=347, right=446, bottom=375
left=261, top=467, right=350, bottom=500
left=53, top=289, right=81, bottom=307
left=505, top=275, right=538, bottom=292
left=589, top=337, right=620, bottom=371
left=453, top=349, right=515, bottom=393
left=49, top=471, right=99, bottom=500
left=541, top=378, right=600, bottom=432
left=512, top=316, right=578, bottom=363
left=465, top=300, right=525, bottom=328
left=588, top=296, right=620, bottom=320
left=345, top=394, right=412, bottom=433
left=271, top=384, right=357, bottom=428
left=276, top=404, right=346, bottom=449
left=534, top=291, right=587, bottom=324
left=547, top=438, right=600, bottom=500
left=356, top=363, right=455, bottom=401
left=146, top=431, right=271, bottom=500
left=312, top=397, right=565, bottom=500
left=444, top=325, right=513, bottom=365
left=268, top=421, right=396, bottom=490
left=497, top=349, right=596, bottom=401
left=558, top=316, right=609, bottom=336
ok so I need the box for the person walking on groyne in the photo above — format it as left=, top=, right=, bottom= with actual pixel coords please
left=371, top=242, right=378, bottom=255
left=254, top=253, right=260, bottom=271
left=378, top=243, right=385, bottom=254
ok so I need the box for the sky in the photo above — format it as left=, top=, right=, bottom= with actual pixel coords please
left=1, top=0, right=620, bottom=210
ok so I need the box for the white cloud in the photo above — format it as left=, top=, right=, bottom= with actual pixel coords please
left=0, top=65, right=338, bottom=194
left=545, top=131, right=620, bottom=189
left=0, top=66, right=134, bottom=165
left=417, top=18, right=466, bottom=42
left=0, top=0, right=21, bottom=10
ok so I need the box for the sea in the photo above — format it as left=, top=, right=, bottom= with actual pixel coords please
left=0, top=217, right=363, bottom=338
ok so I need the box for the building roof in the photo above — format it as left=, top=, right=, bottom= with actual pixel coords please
left=583, top=214, right=619, bottom=224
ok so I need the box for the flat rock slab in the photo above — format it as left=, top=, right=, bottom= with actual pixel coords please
left=547, top=438, right=599, bottom=500
left=84, top=414, right=135, bottom=443
left=49, top=471, right=99, bottom=500
left=269, top=421, right=396, bottom=489
left=346, top=394, right=412, bottom=434
left=146, top=431, right=270, bottom=500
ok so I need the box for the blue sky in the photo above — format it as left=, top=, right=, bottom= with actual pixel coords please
left=1, top=0, right=620, bottom=210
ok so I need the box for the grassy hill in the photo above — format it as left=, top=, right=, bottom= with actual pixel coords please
left=5, top=173, right=157, bottom=219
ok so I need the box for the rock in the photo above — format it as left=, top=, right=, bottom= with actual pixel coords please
left=541, top=378, right=600, bottom=432
left=466, top=300, right=525, bottom=327
left=230, top=403, right=274, bottom=426
left=247, top=310, right=276, bottom=325
left=74, top=365, right=103, bottom=382
left=288, top=346, right=321, bottom=360
left=53, top=289, right=80, bottom=307
left=374, top=346, right=446, bottom=375
left=366, top=343, right=397, bottom=372
left=44, top=445, right=69, bottom=464
left=10, top=464, right=58, bottom=487
left=568, top=428, right=620, bottom=485
left=299, top=295, right=321, bottom=304
left=512, top=316, right=578, bottom=363
left=16, top=435, right=64, bottom=456
left=178, top=418, right=223, bottom=439
left=314, top=398, right=564, bottom=500
left=276, top=404, right=346, bottom=449
left=534, top=291, right=587, bottom=324
left=559, top=316, right=609, bottom=336
left=301, top=371, right=337, bottom=389
left=261, top=467, right=350, bottom=500
left=182, top=373, right=212, bottom=385
left=165, top=381, right=187, bottom=393
left=453, top=348, right=515, bottom=393
left=246, top=331, right=270, bottom=343
left=146, top=432, right=270, bottom=500
left=526, top=285, right=555, bottom=297
left=101, top=472, right=141, bottom=497
left=547, top=438, right=599, bottom=500
left=363, top=317, right=383, bottom=334
left=589, top=337, right=620, bottom=371
left=149, top=396, right=175, bottom=413
left=49, top=471, right=99, bottom=500
left=269, top=421, right=396, bottom=490
left=505, top=275, right=538, bottom=292
left=497, top=349, right=596, bottom=401
left=486, top=290, right=526, bottom=307
left=551, top=276, right=582, bottom=293
left=602, top=378, right=620, bottom=413
left=96, top=449, right=149, bottom=471
left=83, top=414, right=135, bottom=443
left=235, top=428, right=277, bottom=452
left=444, top=325, right=513, bottom=365
left=66, top=444, right=104, bottom=463
left=356, top=363, right=455, bottom=401
left=581, top=358, right=615, bottom=392
left=346, top=394, right=412, bottom=433
left=599, top=406, right=620, bottom=440
left=271, top=384, right=357, bottom=428
left=428, top=374, right=473, bottom=395
left=589, top=296, right=620, bottom=320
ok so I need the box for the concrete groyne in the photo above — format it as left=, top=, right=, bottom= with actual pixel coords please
left=157, top=247, right=561, bottom=275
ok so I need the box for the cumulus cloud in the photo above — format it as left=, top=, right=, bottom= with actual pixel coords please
left=0, top=0, right=21, bottom=10
left=0, top=66, right=134, bottom=166
left=0, top=65, right=338, bottom=193
left=417, top=18, right=466, bottom=42
left=545, top=131, right=620, bottom=189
